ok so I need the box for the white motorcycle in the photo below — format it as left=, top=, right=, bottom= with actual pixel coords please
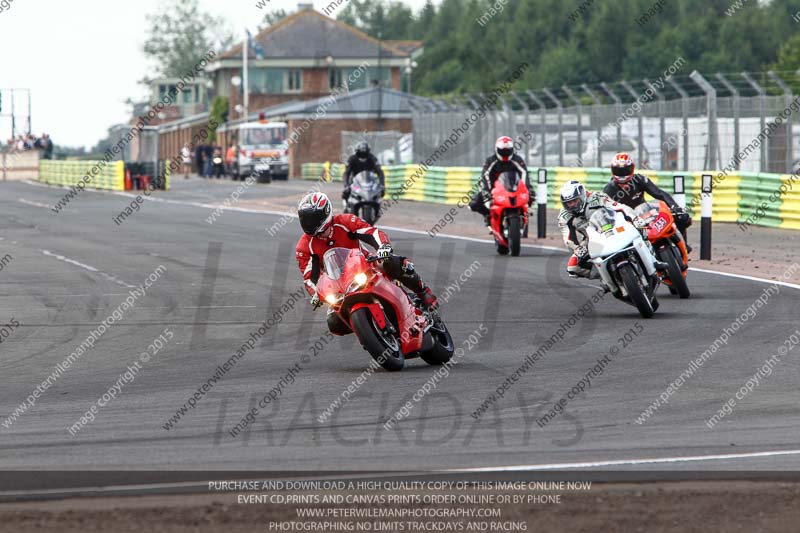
left=587, top=208, right=661, bottom=318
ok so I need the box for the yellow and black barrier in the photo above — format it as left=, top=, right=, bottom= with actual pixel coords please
left=302, top=163, right=799, bottom=231
left=39, top=160, right=125, bottom=191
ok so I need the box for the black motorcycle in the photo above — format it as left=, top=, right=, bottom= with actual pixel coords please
left=344, top=171, right=383, bottom=225
left=212, top=148, right=225, bottom=179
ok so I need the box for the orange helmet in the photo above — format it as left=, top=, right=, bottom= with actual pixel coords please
left=611, top=152, right=635, bottom=184
left=495, top=136, right=515, bottom=162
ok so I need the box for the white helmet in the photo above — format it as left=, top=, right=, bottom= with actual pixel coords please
left=560, top=181, right=588, bottom=216
left=495, top=136, right=515, bottom=162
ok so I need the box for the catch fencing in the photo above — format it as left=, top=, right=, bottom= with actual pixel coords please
left=410, top=71, right=800, bottom=175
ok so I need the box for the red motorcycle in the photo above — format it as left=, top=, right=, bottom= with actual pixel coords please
left=315, top=248, right=455, bottom=371
left=490, top=170, right=530, bottom=256
left=635, top=200, right=691, bottom=299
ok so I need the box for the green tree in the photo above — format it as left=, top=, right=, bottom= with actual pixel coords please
left=143, top=0, right=230, bottom=79
left=208, top=96, right=229, bottom=142
left=329, top=0, right=800, bottom=96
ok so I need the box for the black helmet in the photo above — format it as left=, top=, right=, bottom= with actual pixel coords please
left=355, top=141, right=370, bottom=160
left=298, top=193, right=333, bottom=236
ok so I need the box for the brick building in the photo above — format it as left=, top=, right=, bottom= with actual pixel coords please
left=217, top=87, right=427, bottom=177
left=155, top=4, right=423, bottom=177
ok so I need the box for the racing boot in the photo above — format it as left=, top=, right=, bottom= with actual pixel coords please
left=394, top=259, right=440, bottom=311
left=415, top=286, right=439, bottom=311
left=654, top=260, right=669, bottom=273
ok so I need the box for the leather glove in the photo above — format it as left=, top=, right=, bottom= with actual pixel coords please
left=672, top=206, right=692, bottom=226
left=633, top=216, right=650, bottom=229
left=342, top=188, right=350, bottom=200
left=376, top=244, right=393, bottom=259
left=310, top=294, right=323, bottom=309
left=574, top=245, right=589, bottom=259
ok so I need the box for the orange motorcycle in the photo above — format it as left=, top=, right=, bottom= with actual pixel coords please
left=635, top=201, right=690, bottom=298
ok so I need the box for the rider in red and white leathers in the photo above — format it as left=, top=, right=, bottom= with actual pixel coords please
left=295, top=192, right=438, bottom=335
left=558, top=180, right=653, bottom=278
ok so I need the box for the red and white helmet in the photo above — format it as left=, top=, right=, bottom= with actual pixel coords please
left=297, top=193, right=333, bottom=236
left=611, top=152, right=635, bottom=184
left=495, top=136, right=515, bottom=162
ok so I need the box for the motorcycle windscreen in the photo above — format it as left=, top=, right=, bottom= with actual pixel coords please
left=588, top=208, right=618, bottom=234
left=498, top=171, right=520, bottom=192
left=634, top=201, right=659, bottom=218
left=352, top=172, right=380, bottom=194
left=322, top=247, right=354, bottom=281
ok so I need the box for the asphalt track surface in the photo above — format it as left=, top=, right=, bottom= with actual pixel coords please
left=1, top=178, right=799, bottom=479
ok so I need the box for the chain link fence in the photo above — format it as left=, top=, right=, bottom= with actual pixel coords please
left=411, top=71, right=800, bottom=174
left=340, top=130, right=408, bottom=166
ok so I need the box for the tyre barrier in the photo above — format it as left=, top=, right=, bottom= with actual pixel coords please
left=302, top=163, right=799, bottom=230
left=39, top=160, right=126, bottom=191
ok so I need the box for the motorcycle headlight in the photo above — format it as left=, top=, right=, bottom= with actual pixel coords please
left=325, top=293, right=341, bottom=305
left=354, top=272, right=368, bottom=287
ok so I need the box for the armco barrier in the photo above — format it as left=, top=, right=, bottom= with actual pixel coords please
left=301, top=163, right=799, bottom=230
left=39, top=160, right=125, bottom=191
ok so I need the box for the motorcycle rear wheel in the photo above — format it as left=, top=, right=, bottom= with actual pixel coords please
left=619, top=263, right=655, bottom=318
left=351, top=308, right=405, bottom=371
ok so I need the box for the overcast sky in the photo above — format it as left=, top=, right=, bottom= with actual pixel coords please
left=0, top=0, right=430, bottom=149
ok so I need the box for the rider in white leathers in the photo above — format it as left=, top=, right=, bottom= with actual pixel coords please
left=557, top=180, right=659, bottom=278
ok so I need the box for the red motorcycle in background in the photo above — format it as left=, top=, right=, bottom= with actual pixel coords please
left=490, top=170, right=530, bottom=256
left=315, top=248, right=455, bottom=371
left=636, top=200, right=691, bottom=298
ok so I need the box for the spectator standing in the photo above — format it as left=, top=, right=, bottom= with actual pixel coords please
left=195, top=143, right=205, bottom=176
left=181, top=143, right=192, bottom=179
left=203, top=143, right=214, bottom=178
left=226, top=142, right=237, bottom=178
left=43, top=134, right=53, bottom=159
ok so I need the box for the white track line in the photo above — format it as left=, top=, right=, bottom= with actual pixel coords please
left=449, top=449, right=800, bottom=472
left=17, top=198, right=51, bottom=209
left=41, top=250, right=135, bottom=289
left=689, top=266, right=800, bottom=291
left=1, top=449, right=798, bottom=499
left=25, top=180, right=800, bottom=291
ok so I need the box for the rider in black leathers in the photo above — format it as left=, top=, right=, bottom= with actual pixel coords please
left=342, top=141, right=385, bottom=200
left=603, top=152, right=692, bottom=248
left=469, top=136, right=533, bottom=225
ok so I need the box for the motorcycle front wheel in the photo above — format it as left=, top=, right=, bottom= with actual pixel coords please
left=361, top=204, right=376, bottom=225
left=618, top=263, right=656, bottom=318
left=507, top=215, right=521, bottom=257
left=420, top=319, right=455, bottom=366
left=662, top=246, right=691, bottom=299
left=351, top=308, right=405, bottom=371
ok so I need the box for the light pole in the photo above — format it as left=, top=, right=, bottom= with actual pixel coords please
left=231, top=76, right=243, bottom=118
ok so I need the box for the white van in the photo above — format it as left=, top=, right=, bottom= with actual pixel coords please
left=232, top=121, right=289, bottom=181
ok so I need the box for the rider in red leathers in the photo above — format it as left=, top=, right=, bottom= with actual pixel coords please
left=295, top=193, right=438, bottom=335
